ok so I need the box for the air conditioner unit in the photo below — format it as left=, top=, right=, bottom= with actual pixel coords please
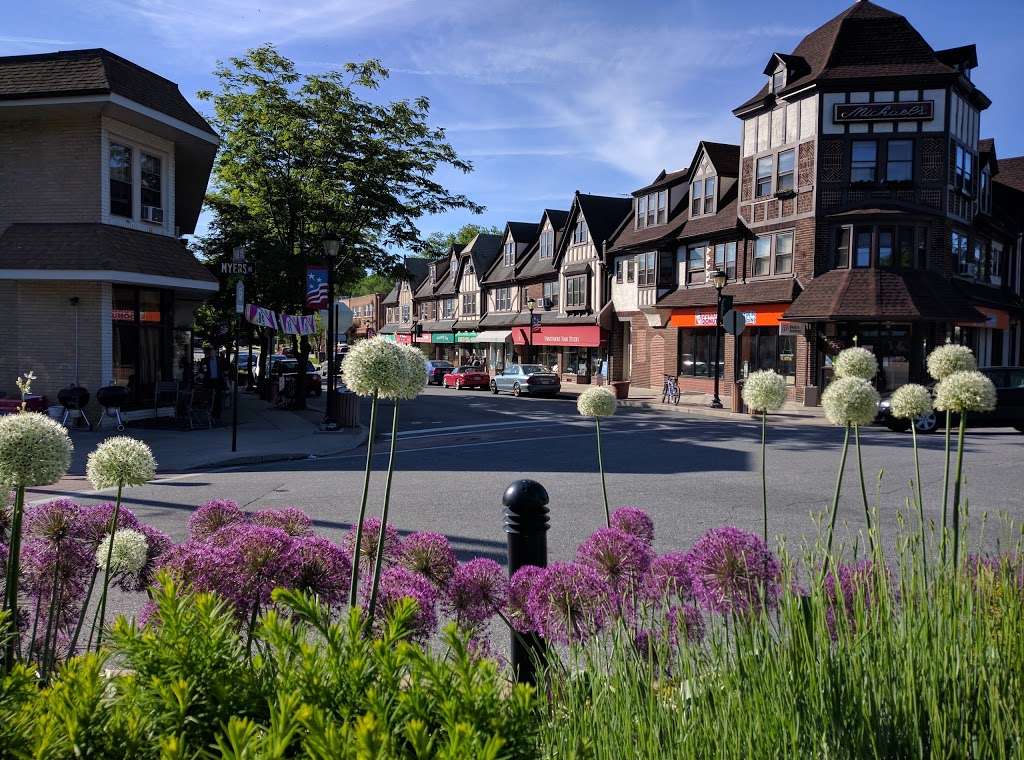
left=141, top=205, right=164, bottom=224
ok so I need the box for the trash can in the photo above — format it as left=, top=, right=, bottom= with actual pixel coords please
left=730, top=380, right=745, bottom=413
left=611, top=380, right=631, bottom=400
left=330, top=390, right=360, bottom=428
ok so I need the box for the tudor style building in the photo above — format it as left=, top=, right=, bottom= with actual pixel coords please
left=380, top=257, right=429, bottom=345
left=0, top=49, right=220, bottom=409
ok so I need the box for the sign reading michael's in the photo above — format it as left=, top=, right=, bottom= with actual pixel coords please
left=834, top=100, right=934, bottom=123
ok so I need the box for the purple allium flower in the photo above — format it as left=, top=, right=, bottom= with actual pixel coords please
left=687, top=526, right=781, bottom=615
left=610, top=507, right=655, bottom=546
left=365, top=566, right=439, bottom=643
left=20, top=536, right=92, bottom=604
left=343, top=517, right=400, bottom=567
left=823, top=559, right=879, bottom=636
left=117, top=523, right=173, bottom=593
left=466, top=633, right=496, bottom=662
left=398, top=531, right=457, bottom=587
left=667, top=604, right=705, bottom=645
left=641, top=552, right=695, bottom=606
left=156, top=540, right=236, bottom=600
left=444, top=558, right=509, bottom=627
left=188, top=499, right=246, bottom=541
left=576, top=527, right=653, bottom=596
left=293, top=535, right=351, bottom=606
left=251, top=507, right=313, bottom=537
left=24, top=498, right=81, bottom=542
left=506, top=565, right=544, bottom=634
left=222, top=525, right=300, bottom=607
left=137, top=599, right=159, bottom=628
left=78, top=502, right=141, bottom=546
left=526, top=562, right=612, bottom=644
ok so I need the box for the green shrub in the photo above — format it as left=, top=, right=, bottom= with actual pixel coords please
left=0, top=577, right=539, bottom=759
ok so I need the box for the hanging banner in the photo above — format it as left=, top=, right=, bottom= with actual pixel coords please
left=305, top=265, right=329, bottom=309
left=245, top=304, right=279, bottom=331
left=280, top=312, right=318, bottom=336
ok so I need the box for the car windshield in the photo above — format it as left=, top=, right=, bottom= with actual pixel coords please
left=457, top=366, right=474, bottom=373
left=521, top=365, right=547, bottom=374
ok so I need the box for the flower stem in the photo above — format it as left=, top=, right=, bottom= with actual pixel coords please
left=853, top=425, right=874, bottom=555
left=349, top=392, right=378, bottom=608
left=367, top=400, right=401, bottom=631
left=824, top=425, right=851, bottom=569
left=2, top=486, right=26, bottom=669
left=951, top=413, right=968, bottom=572
left=595, top=417, right=610, bottom=528
left=910, top=424, right=928, bottom=584
left=41, top=555, right=62, bottom=678
left=760, top=411, right=768, bottom=544
left=66, top=566, right=98, bottom=661
left=940, top=410, right=952, bottom=564
left=93, top=486, right=123, bottom=652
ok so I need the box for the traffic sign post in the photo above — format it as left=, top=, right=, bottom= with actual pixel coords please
left=723, top=308, right=747, bottom=336
left=229, top=246, right=248, bottom=453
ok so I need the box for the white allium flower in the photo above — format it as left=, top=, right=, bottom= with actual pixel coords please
left=0, top=412, right=73, bottom=487
left=577, top=386, right=617, bottom=417
left=821, top=377, right=880, bottom=427
left=96, top=528, right=149, bottom=576
left=86, top=436, right=156, bottom=490
left=889, top=384, right=933, bottom=420
left=341, top=337, right=426, bottom=400
left=927, top=344, right=976, bottom=381
left=934, top=370, right=997, bottom=414
left=833, top=347, right=878, bottom=380
left=742, top=370, right=788, bottom=412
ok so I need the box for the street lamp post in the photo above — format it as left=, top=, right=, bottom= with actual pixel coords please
left=527, top=296, right=537, bottom=362
left=710, top=269, right=728, bottom=409
left=322, top=233, right=340, bottom=429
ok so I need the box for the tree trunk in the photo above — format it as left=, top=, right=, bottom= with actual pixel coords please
left=259, top=331, right=273, bottom=401
left=293, top=334, right=309, bottom=410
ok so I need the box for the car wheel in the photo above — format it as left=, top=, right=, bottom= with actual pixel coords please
left=442, top=380, right=448, bottom=389
left=512, top=383, right=521, bottom=397
left=490, top=381, right=498, bottom=395
left=914, top=412, right=938, bottom=434
left=456, top=380, right=463, bottom=390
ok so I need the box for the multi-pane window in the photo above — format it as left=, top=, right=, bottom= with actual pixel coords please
left=755, top=156, right=773, bottom=198
left=886, top=140, right=913, bottom=182
left=953, top=231, right=971, bottom=275
left=687, top=245, right=705, bottom=285
left=462, top=292, right=477, bottom=315
left=637, top=252, right=656, bottom=287
left=636, top=190, right=667, bottom=228
left=691, top=179, right=703, bottom=216
left=990, top=242, right=1003, bottom=286
left=954, top=145, right=974, bottom=195
left=109, top=143, right=132, bottom=218
left=627, top=258, right=635, bottom=283
left=753, top=236, right=771, bottom=276
left=773, top=232, right=793, bottom=274
left=776, top=149, right=795, bottom=193
left=443, top=298, right=456, bottom=318
left=543, top=280, right=558, bottom=309
left=713, top=242, right=737, bottom=280
left=566, top=275, right=587, bottom=308
left=401, top=305, right=411, bottom=322
left=835, top=228, right=851, bottom=268
left=771, top=68, right=785, bottom=93
left=140, top=153, right=162, bottom=219
left=539, top=227, right=554, bottom=258
left=677, top=330, right=714, bottom=377
left=703, top=177, right=715, bottom=214
left=572, top=220, right=589, bottom=245
left=615, top=259, right=624, bottom=284
left=494, top=287, right=511, bottom=311
left=503, top=240, right=515, bottom=267
left=854, top=230, right=872, bottom=267
left=836, top=226, right=926, bottom=269
left=877, top=228, right=895, bottom=267
left=852, top=141, right=877, bottom=183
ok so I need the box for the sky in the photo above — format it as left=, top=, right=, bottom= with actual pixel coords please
left=4, top=0, right=1024, bottom=242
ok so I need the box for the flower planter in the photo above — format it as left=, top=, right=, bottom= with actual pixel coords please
left=611, top=381, right=630, bottom=400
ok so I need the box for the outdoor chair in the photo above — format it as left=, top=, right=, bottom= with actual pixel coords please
left=154, top=380, right=179, bottom=419
left=188, top=387, right=214, bottom=430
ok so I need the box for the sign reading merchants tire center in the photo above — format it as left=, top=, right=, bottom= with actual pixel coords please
left=833, top=101, right=933, bottom=123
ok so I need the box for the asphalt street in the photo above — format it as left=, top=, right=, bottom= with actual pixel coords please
left=54, top=385, right=1024, bottom=584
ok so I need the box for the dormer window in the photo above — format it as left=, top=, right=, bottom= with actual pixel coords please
left=429, top=265, right=436, bottom=286
left=690, top=175, right=716, bottom=217
left=635, top=190, right=667, bottom=229
left=503, top=239, right=515, bottom=267
left=771, top=67, right=785, bottom=93
left=572, top=219, right=589, bottom=245
left=539, top=225, right=554, bottom=258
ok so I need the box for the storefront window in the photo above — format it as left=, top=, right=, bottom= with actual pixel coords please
left=564, top=348, right=590, bottom=376
left=677, top=329, right=713, bottom=377
left=739, top=328, right=795, bottom=385
left=111, top=285, right=172, bottom=405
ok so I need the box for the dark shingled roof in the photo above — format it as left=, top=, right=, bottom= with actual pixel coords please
left=575, top=193, right=633, bottom=251
left=483, top=222, right=538, bottom=284
left=676, top=185, right=743, bottom=243
left=0, top=49, right=216, bottom=135
left=0, top=223, right=216, bottom=284
left=782, top=269, right=983, bottom=322
left=610, top=170, right=691, bottom=254
left=463, top=234, right=503, bottom=279
left=701, top=142, right=741, bottom=177
left=658, top=278, right=797, bottom=309
left=734, top=1, right=959, bottom=114
left=516, top=209, right=570, bottom=280
left=632, top=168, right=689, bottom=196
left=994, top=156, right=1024, bottom=194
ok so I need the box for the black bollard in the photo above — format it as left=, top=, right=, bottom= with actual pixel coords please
left=503, top=479, right=549, bottom=685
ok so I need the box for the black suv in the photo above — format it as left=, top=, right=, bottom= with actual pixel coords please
left=877, top=367, right=1024, bottom=433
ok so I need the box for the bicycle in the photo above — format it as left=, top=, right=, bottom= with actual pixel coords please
left=661, top=374, right=680, bottom=405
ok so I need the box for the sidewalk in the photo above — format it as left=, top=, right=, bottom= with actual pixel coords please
left=557, top=382, right=830, bottom=426
left=58, top=391, right=368, bottom=477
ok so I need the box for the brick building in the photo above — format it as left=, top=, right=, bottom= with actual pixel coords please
left=339, top=292, right=386, bottom=343
left=0, top=49, right=219, bottom=409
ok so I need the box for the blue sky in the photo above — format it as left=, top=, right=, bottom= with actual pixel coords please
left=4, top=0, right=1024, bottom=240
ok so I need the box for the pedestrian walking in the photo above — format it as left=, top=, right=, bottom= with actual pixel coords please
left=204, top=346, right=226, bottom=421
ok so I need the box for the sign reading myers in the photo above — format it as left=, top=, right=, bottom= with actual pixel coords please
left=834, top=100, right=934, bottom=123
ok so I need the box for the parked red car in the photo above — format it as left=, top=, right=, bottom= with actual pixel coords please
left=442, top=366, right=490, bottom=390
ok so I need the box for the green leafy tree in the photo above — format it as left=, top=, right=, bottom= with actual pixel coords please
left=344, top=273, right=394, bottom=297
left=422, top=223, right=503, bottom=260
left=195, top=45, right=481, bottom=406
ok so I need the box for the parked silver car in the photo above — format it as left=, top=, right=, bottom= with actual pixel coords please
left=490, top=364, right=561, bottom=397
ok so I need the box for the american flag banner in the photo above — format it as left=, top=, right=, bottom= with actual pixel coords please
left=305, top=265, right=329, bottom=309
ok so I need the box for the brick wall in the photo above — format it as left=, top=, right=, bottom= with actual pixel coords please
left=0, top=114, right=102, bottom=228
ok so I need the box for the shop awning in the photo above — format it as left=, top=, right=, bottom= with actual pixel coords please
left=958, top=306, right=1010, bottom=330
left=512, top=325, right=604, bottom=347
left=474, top=330, right=512, bottom=343
left=670, top=304, right=787, bottom=328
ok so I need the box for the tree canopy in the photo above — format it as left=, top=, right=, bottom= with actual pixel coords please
left=422, top=223, right=503, bottom=260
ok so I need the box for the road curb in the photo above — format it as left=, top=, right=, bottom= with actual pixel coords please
left=180, top=424, right=370, bottom=472
left=613, top=397, right=831, bottom=427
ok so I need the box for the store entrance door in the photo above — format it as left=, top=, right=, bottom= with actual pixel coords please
left=837, top=323, right=919, bottom=393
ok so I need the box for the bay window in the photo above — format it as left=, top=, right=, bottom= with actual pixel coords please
left=877, top=228, right=895, bottom=267
left=494, top=287, right=511, bottom=311
left=953, top=230, right=971, bottom=276
left=543, top=280, right=559, bottom=309
left=638, top=252, right=656, bottom=287
left=109, top=143, right=132, bottom=218
left=854, top=229, right=872, bottom=267
left=566, top=275, right=587, bottom=309
left=835, top=225, right=929, bottom=269
left=140, top=153, right=162, bottom=221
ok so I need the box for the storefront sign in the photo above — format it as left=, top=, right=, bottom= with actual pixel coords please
left=833, top=101, right=933, bottom=123
left=778, top=320, right=805, bottom=337
left=414, top=334, right=432, bottom=343
left=382, top=334, right=396, bottom=343
left=431, top=333, right=455, bottom=344
left=513, top=325, right=603, bottom=347
left=670, top=305, right=787, bottom=328
left=455, top=331, right=478, bottom=343
left=958, top=306, right=1009, bottom=330
left=395, top=334, right=413, bottom=345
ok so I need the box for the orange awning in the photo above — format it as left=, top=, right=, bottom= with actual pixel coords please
left=958, top=306, right=1009, bottom=330
left=670, top=304, right=787, bottom=328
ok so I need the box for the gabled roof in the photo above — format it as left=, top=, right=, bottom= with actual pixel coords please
left=676, top=185, right=743, bottom=243
left=515, top=209, right=570, bottom=280
left=555, top=193, right=632, bottom=264
left=632, top=168, right=689, bottom=196
left=609, top=170, right=692, bottom=254
left=698, top=142, right=741, bottom=177
left=460, top=233, right=502, bottom=283
left=483, top=221, right=538, bottom=285
left=734, top=1, right=963, bottom=114
left=507, top=221, right=539, bottom=245
left=994, top=156, right=1024, bottom=194
left=0, top=48, right=216, bottom=135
